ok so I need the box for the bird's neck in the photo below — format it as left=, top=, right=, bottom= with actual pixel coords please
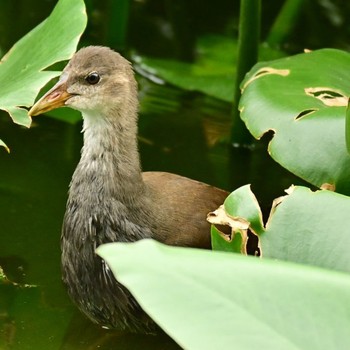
left=73, top=105, right=145, bottom=203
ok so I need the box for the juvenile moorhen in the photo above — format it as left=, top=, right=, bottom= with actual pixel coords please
left=29, top=46, right=228, bottom=332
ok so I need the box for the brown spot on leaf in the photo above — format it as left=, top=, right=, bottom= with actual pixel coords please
left=207, top=205, right=262, bottom=256
left=207, top=205, right=249, bottom=230
left=320, top=183, right=336, bottom=191
left=305, top=87, right=348, bottom=107
left=207, top=205, right=249, bottom=254
left=242, top=67, right=290, bottom=91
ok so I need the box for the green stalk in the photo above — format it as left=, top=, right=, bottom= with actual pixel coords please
left=267, top=0, right=305, bottom=47
left=231, top=0, right=261, bottom=145
left=107, top=0, right=130, bottom=51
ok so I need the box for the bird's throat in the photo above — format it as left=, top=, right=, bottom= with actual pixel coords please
left=72, top=108, right=144, bottom=204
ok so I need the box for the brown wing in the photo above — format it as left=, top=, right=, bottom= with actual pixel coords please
left=142, top=171, right=228, bottom=249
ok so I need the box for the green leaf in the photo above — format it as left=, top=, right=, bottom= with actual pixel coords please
left=209, top=185, right=264, bottom=254
left=97, top=240, right=350, bottom=350
left=0, top=0, right=87, bottom=132
left=224, top=184, right=264, bottom=235
left=260, top=186, right=350, bottom=273
left=240, top=49, right=350, bottom=194
left=210, top=225, right=243, bottom=253
left=210, top=185, right=350, bottom=273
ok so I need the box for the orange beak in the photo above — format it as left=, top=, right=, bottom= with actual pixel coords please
left=28, top=75, right=73, bottom=117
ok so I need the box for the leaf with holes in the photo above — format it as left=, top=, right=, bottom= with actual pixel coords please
left=208, top=184, right=263, bottom=254
left=240, top=49, right=350, bottom=195
left=0, top=0, right=87, bottom=150
left=209, top=184, right=350, bottom=274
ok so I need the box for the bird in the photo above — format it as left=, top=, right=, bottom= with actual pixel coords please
left=29, top=46, right=229, bottom=333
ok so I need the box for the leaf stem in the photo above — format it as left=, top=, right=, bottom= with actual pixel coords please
left=266, top=0, right=305, bottom=48
left=106, top=0, right=130, bottom=51
left=231, top=0, right=261, bottom=145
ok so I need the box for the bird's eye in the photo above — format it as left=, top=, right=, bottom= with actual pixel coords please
left=85, top=72, right=100, bottom=85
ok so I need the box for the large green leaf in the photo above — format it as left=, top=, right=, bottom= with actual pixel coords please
left=239, top=49, right=350, bottom=194
left=97, top=240, right=350, bottom=350
left=0, top=0, right=87, bottom=147
left=209, top=185, right=350, bottom=273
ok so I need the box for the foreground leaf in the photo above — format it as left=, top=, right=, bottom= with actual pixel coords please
left=240, top=49, right=350, bottom=194
left=97, top=240, right=350, bottom=350
left=0, top=0, right=87, bottom=147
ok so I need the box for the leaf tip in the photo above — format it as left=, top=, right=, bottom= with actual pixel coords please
left=0, top=140, right=10, bottom=153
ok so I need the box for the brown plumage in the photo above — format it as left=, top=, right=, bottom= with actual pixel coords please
left=29, top=46, right=228, bottom=332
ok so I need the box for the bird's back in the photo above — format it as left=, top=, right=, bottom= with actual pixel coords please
left=142, top=171, right=228, bottom=248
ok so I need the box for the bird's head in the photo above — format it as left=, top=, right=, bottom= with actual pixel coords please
left=29, top=46, right=137, bottom=117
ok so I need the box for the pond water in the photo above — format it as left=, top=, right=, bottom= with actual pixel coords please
left=0, top=1, right=318, bottom=349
